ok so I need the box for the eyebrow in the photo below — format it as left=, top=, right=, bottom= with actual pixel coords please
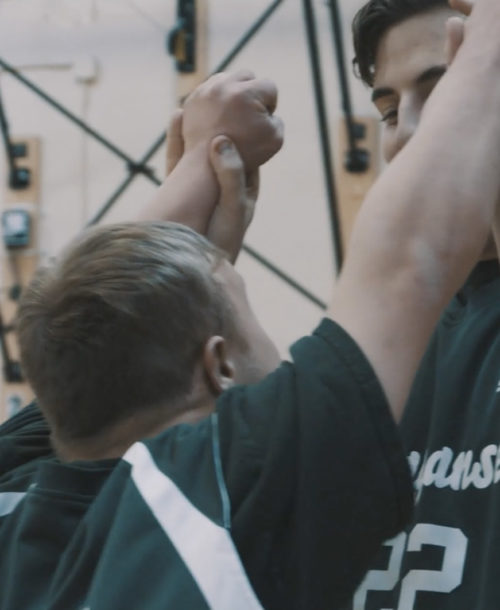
left=371, top=64, right=448, bottom=103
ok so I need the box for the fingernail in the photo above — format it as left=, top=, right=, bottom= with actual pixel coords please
left=217, top=139, right=233, bottom=155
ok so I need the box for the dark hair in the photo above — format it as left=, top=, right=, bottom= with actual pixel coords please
left=17, top=222, right=236, bottom=443
left=352, top=0, right=448, bottom=86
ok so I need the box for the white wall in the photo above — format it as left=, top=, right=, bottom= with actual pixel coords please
left=0, top=0, right=375, bottom=357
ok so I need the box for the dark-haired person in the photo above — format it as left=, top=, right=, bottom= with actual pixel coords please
left=347, top=0, right=500, bottom=609
left=2, top=1, right=500, bottom=607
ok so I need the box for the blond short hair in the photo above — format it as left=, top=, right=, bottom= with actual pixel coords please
left=17, top=222, right=235, bottom=443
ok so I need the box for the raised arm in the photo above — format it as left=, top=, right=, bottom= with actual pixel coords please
left=329, top=0, right=500, bottom=420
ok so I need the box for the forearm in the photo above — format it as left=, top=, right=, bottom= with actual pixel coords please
left=354, top=47, right=500, bottom=293
left=330, top=17, right=500, bottom=419
left=137, top=145, right=218, bottom=234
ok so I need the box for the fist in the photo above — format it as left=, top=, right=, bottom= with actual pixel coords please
left=181, top=70, right=284, bottom=171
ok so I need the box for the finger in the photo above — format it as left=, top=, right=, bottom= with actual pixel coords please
left=445, top=17, right=466, bottom=65
left=228, top=68, right=256, bottom=82
left=207, top=136, right=249, bottom=262
left=183, top=72, right=227, bottom=105
left=187, top=72, right=239, bottom=104
left=449, top=0, right=473, bottom=16
left=271, top=114, right=285, bottom=149
left=241, top=77, right=279, bottom=114
left=200, top=71, right=255, bottom=92
left=166, top=109, right=184, bottom=175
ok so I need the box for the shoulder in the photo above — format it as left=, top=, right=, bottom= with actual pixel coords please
left=0, top=403, right=53, bottom=485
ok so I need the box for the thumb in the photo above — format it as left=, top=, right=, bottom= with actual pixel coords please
left=207, top=136, right=250, bottom=262
left=209, top=136, right=246, bottom=213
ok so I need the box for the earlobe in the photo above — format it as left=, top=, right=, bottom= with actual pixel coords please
left=203, top=336, right=236, bottom=396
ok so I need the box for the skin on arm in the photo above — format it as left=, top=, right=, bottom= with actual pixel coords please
left=166, top=108, right=184, bottom=177
left=444, top=0, right=500, bottom=260
left=329, top=0, right=500, bottom=421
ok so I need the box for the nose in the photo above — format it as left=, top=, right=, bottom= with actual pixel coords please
left=386, top=102, right=421, bottom=162
left=395, top=107, right=420, bottom=156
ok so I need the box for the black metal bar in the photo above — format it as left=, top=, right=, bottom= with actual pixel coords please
left=139, top=132, right=169, bottom=166
left=0, top=57, right=158, bottom=180
left=242, top=244, right=327, bottom=310
left=0, top=87, right=17, bottom=179
left=326, top=0, right=357, bottom=152
left=326, top=0, right=369, bottom=173
left=87, top=134, right=164, bottom=226
left=86, top=173, right=137, bottom=227
left=213, top=0, right=284, bottom=73
left=302, top=0, right=344, bottom=271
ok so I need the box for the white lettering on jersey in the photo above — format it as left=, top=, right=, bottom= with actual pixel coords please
left=409, top=444, right=500, bottom=492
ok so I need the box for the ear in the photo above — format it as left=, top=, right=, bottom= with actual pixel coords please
left=203, top=336, right=236, bottom=396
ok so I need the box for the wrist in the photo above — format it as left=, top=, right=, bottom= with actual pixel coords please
left=165, top=147, right=219, bottom=234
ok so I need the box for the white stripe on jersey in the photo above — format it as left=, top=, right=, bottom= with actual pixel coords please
left=0, top=491, right=26, bottom=517
left=123, top=442, right=264, bottom=610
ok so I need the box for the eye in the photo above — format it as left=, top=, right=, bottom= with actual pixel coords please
left=380, top=109, right=398, bottom=126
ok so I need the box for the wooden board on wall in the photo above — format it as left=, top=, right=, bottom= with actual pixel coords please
left=174, top=0, right=209, bottom=105
left=0, top=136, right=40, bottom=421
left=167, top=0, right=209, bottom=175
left=334, top=117, right=380, bottom=254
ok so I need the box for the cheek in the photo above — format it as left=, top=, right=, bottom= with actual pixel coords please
left=258, top=332, right=281, bottom=374
left=244, top=324, right=281, bottom=382
left=382, top=129, right=397, bottom=163
left=247, top=319, right=280, bottom=371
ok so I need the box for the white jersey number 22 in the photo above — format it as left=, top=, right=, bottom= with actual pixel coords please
left=353, top=524, right=468, bottom=610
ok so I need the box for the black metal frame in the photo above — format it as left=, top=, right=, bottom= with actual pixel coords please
left=0, top=86, right=31, bottom=190
left=0, top=0, right=364, bottom=320
left=0, top=88, right=27, bottom=382
left=302, top=0, right=344, bottom=270
left=326, top=0, right=370, bottom=174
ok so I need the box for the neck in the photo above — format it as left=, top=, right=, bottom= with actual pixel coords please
left=56, top=391, right=216, bottom=462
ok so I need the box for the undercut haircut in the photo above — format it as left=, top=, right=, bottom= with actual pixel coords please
left=352, top=0, right=448, bottom=86
left=17, top=222, right=236, bottom=444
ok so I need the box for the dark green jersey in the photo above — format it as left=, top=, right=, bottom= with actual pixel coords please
left=349, top=260, right=500, bottom=610
left=0, top=402, right=52, bottom=492
left=0, top=320, right=412, bottom=609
